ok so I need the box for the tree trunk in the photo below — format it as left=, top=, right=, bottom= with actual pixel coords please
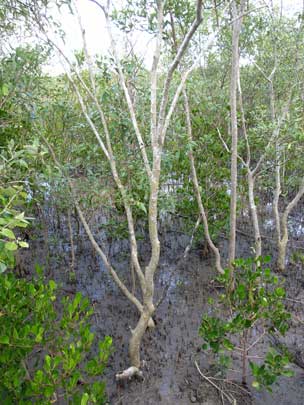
left=228, top=0, right=245, bottom=271
left=46, top=0, right=204, bottom=379
left=277, top=238, right=288, bottom=272
left=183, top=89, right=223, bottom=274
left=129, top=309, right=153, bottom=368
left=248, top=171, right=262, bottom=259
left=277, top=179, right=304, bottom=271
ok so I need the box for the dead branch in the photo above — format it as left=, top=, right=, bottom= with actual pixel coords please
left=195, top=361, right=235, bottom=404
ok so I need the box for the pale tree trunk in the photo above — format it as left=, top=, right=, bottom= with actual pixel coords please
left=268, top=76, right=289, bottom=272
left=168, top=6, right=228, bottom=274
left=252, top=62, right=296, bottom=271
left=237, top=67, right=262, bottom=259
left=41, top=0, right=204, bottom=377
left=265, top=80, right=302, bottom=271
left=168, top=6, right=242, bottom=272
left=277, top=179, right=304, bottom=271
left=228, top=0, right=246, bottom=270
left=45, top=0, right=204, bottom=377
left=127, top=0, right=203, bottom=370
left=248, top=171, right=262, bottom=258
left=251, top=14, right=302, bottom=271
left=269, top=79, right=282, bottom=262
left=183, top=89, right=223, bottom=273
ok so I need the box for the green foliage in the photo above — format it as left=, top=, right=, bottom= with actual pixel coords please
left=111, top=0, right=195, bottom=38
left=0, top=46, right=47, bottom=147
left=0, top=271, right=112, bottom=404
left=0, top=185, right=29, bottom=272
left=0, top=176, right=111, bottom=404
left=199, top=256, right=293, bottom=391
left=250, top=348, right=293, bottom=392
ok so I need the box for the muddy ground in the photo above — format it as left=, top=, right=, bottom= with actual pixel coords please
left=19, top=209, right=304, bottom=405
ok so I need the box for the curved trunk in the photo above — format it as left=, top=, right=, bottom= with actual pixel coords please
left=183, top=89, right=223, bottom=274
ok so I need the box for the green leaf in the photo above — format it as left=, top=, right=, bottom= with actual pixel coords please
left=35, top=264, right=43, bottom=276
left=282, top=370, right=294, bottom=377
left=15, top=212, right=25, bottom=220
left=81, top=392, right=89, bottom=405
left=275, top=287, right=285, bottom=298
left=5, top=241, right=18, bottom=251
left=35, top=326, right=44, bottom=343
left=0, top=261, right=7, bottom=273
left=273, top=276, right=279, bottom=284
left=44, top=386, right=55, bottom=397
left=17, top=159, right=28, bottom=168
left=236, top=284, right=246, bottom=299
left=49, top=280, right=57, bottom=290
left=0, top=336, right=10, bottom=345
left=18, top=241, right=29, bottom=248
left=135, top=201, right=147, bottom=214
left=45, top=355, right=51, bottom=371
left=252, top=381, right=260, bottom=389
left=2, top=84, right=9, bottom=96
left=73, top=291, right=82, bottom=308
left=0, top=229, right=15, bottom=239
left=222, top=338, right=234, bottom=350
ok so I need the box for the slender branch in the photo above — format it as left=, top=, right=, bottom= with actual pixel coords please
left=217, top=127, right=230, bottom=154
left=160, top=66, right=195, bottom=145
left=41, top=135, right=145, bottom=315
left=157, top=0, right=203, bottom=136
left=151, top=0, right=164, bottom=146
left=237, top=68, right=251, bottom=166
left=100, top=2, right=152, bottom=178
left=195, top=361, right=235, bottom=404
left=72, top=4, right=145, bottom=287
left=184, top=88, right=223, bottom=274
left=183, top=215, right=202, bottom=259
left=247, top=329, right=266, bottom=351
left=252, top=87, right=295, bottom=177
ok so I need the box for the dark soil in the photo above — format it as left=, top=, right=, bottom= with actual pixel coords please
left=18, top=209, right=304, bottom=405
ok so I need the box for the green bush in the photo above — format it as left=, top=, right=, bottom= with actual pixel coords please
left=0, top=182, right=112, bottom=404
left=199, top=256, right=293, bottom=391
left=0, top=270, right=112, bottom=404
left=0, top=185, right=29, bottom=273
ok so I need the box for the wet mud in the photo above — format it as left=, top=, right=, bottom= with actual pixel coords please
left=19, top=209, right=304, bottom=405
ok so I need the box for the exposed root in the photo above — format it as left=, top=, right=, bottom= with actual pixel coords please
left=148, top=317, right=155, bottom=328
left=115, top=366, right=143, bottom=381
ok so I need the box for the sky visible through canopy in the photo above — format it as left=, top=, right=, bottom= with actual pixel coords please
left=45, top=0, right=303, bottom=75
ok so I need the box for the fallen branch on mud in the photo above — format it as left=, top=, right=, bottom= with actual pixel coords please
left=116, top=366, right=143, bottom=381
left=195, top=361, right=236, bottom=404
